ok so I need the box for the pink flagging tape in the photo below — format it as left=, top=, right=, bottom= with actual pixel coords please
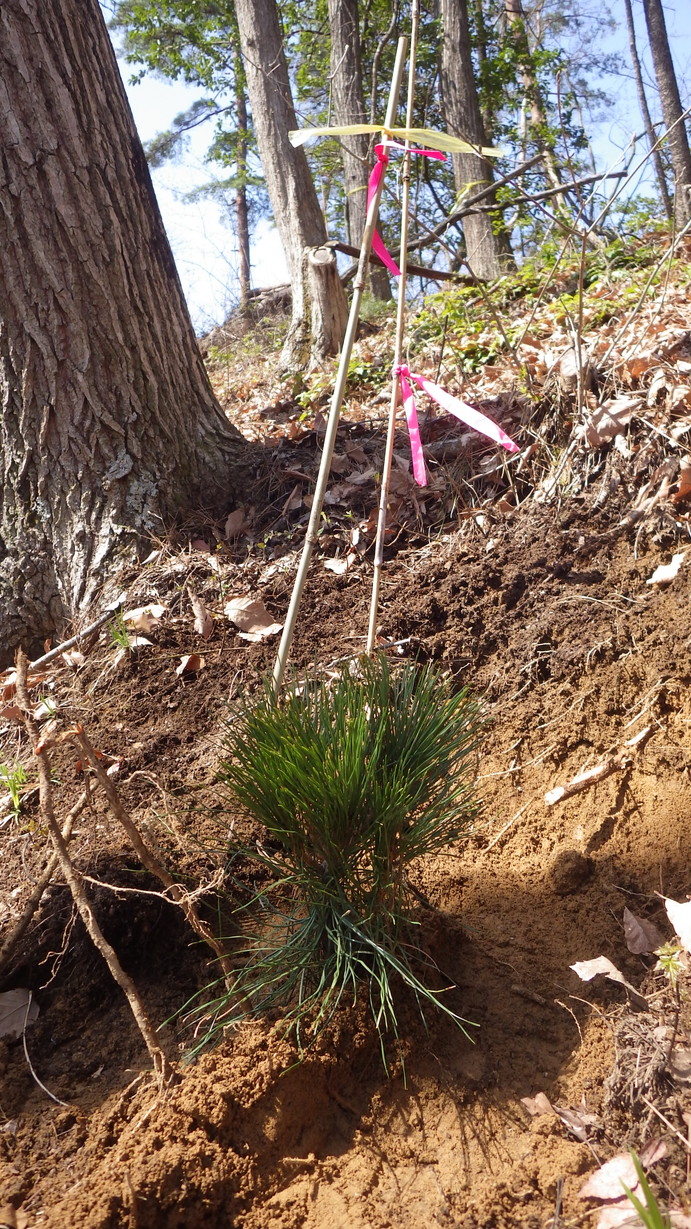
left=398, top=368, right=428, bottom=486
left=395, top=365, right=519, bottom=485
left=367, top=143, right=446, bottom=278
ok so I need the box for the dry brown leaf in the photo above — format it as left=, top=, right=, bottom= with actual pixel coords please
left=570, top=956, right=648, bottom=1009
left=647, top=553, right=685, bottom=587
left=190, top=594, right=214, bottom=640
left=324, top=552, right=357, bottom=575
left=584, top=396, right=642, bottom=447
left=224, top=596, right=282, bottom=639
left=665, top=897, right=691, bottom=953
left=190, top=538, right=211, bottom=553
left=669, top=1047, right=691, bottom=1083
left=175, top=653, right=205, bottom=676
left=224, top=507, right=251, bottom=539
left=123, top=604, right=166, bottom=634
left=623, top=907, right=665, bottom=955
left=673, top=457, right=691, bottom=505
left=520, top=1092, right=553, bottom=1116
left=0, top=989, right=39, bottom=1040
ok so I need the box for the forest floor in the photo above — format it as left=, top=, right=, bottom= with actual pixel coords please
left=2, top=231, right=691, bottom=1228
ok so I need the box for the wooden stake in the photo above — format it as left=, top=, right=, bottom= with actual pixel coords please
left=271, top=37, right=409, bottom=695
left=366, top=2, right=420, bottom=654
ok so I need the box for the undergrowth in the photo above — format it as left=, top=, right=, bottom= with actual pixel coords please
left=187, top=655, right=484, bottom=1064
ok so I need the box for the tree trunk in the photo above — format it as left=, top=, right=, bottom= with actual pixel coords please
left=641, top=0, right=691, bottom=227
left=235, top=67, right=252, bottom=309
left=0, top=0, right=245, bottom=662
left=623, top=0, right=672, bottom=221
left=327, top=0, right=391, bottom=301
left=503, top=0, right=565, bottom=196
left=440, top=0, right=514, bottom=279
left=233, top=0, right=348, bottom=365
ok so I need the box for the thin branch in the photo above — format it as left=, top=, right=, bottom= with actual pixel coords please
left=15, top=651, right=173, bottom=1085
left=71, top=726, right=234, bottom=984
left=0, top=789, right=88, bottom=975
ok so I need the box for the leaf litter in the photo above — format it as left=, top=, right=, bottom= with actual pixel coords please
left=3, top=235, right=691, bottom=1227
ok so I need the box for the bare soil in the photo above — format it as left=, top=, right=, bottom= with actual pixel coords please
left=3, top=256, right=691, bottom=1226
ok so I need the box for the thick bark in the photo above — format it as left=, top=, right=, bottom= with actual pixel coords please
left=0, top=0, right=245, bottom=660
left=440, top=0, right=514, bottom=279
left=641, top=0, right=691, bottom=227
left=623, top=0, right=672, bottom=220
left=327, top=0, right=390, bottom=301
left=233, top=0, right=348, bottom=365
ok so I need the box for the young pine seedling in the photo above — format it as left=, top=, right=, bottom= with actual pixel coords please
left=191, top=655, right=485, bottom=1061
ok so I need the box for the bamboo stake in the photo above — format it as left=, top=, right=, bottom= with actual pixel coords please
left=366, top=3, right=420, bottom=655
left=271, top=37, right=409, bottom=696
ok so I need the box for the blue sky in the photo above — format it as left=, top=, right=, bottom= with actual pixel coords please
left=110, top=0, right=689, bottom=331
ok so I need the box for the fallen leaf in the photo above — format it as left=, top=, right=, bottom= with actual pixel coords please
left=521, top=1091, right=554, bottom=1116
left=123, top=604, right=167, bottom=634
left=623, top=907, right=665, bottom=955
left=579, top=1152, right=640, bottom=1201
left=190, top=538, right=211, bottom=553
left=553, top=1103, right=601, bottom=1141
left=324, top=553, right=357, bottom=575
left=647, top=553, right=685, bottom=587
left=175, top=653, right=205, bottom=676
left=61, top=649, right=86, bottom=669
left=584, top=396, right=642, bottom=447
left=596, top=1206, right=643, bottom=1228
left=673, top=457, right=691, bottom=505
left=668, top=1047, right=691, bottom=1083
left=224, top=597, right=282, bottom=639
left=224, top=507, right=250, bottom=539
left=0, top=989, right=39, bottom=1040
left=570, top=956, right=648, bottom=1009
left=190, top=595, right=214, bottom=640
left=665, top=897, right=691, bottom=953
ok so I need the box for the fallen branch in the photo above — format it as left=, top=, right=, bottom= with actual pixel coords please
left=29, top=601, right=123, bottom=670
left=15, top=651, right=173, bottom=1084
left=545, top=726, right=652, bottom=805
left=0, top=788, right=88, bottom=976
left=71, top=725, right=234, bottom=984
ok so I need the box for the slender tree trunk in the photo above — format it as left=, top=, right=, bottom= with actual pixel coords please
left=234, top=69, right=252, bottom=309
left=234, top=0, right=348, bottom=365
left=327, top=0, right=390, bottom=301
left=0, top=0, right=245, bottom=662
left=440, top=0, right=514, bottom=279
left=641, top=0, right=691, bottom=227
left=503, top=0, right=564, bottom=194
left=623, top=0, right=672, bottom=220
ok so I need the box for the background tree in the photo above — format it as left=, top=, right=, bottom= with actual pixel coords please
left=440, top=0, right=515, bottom=278
left=640, top=0, right=691, bottom=227
left=233, top=0, right=348, bottom=364
left=327, top=0, right=391, bottom=300
left=622, top=0, right=672, bottom=221
left=0, top=0, right=245, bottom=660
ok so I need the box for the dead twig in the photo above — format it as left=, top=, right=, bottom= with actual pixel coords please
left=0, top=788, right=88, bottom=975
left=15, top=651, right=173, bottom=1085
left=70, top=725, right=234, bottom=984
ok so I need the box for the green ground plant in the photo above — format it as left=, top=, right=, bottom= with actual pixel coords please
left=0, top=761, right=27, bottom=819
left=191, top=655, right=484, bottom=1062
left=621, top=1152, right=671, bottom=1229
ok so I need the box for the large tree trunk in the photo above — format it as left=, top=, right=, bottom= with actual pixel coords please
left=641, top=0, right=691, bottom=227
left=327, top=0, right=391, bottom=302
left=623, top=0, right=672, bottom=221
left=234, top=0, right=348, bottom=366
left=0, top=0, right=245, bottom=661
left=440, top=0, right=514, bottom=279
